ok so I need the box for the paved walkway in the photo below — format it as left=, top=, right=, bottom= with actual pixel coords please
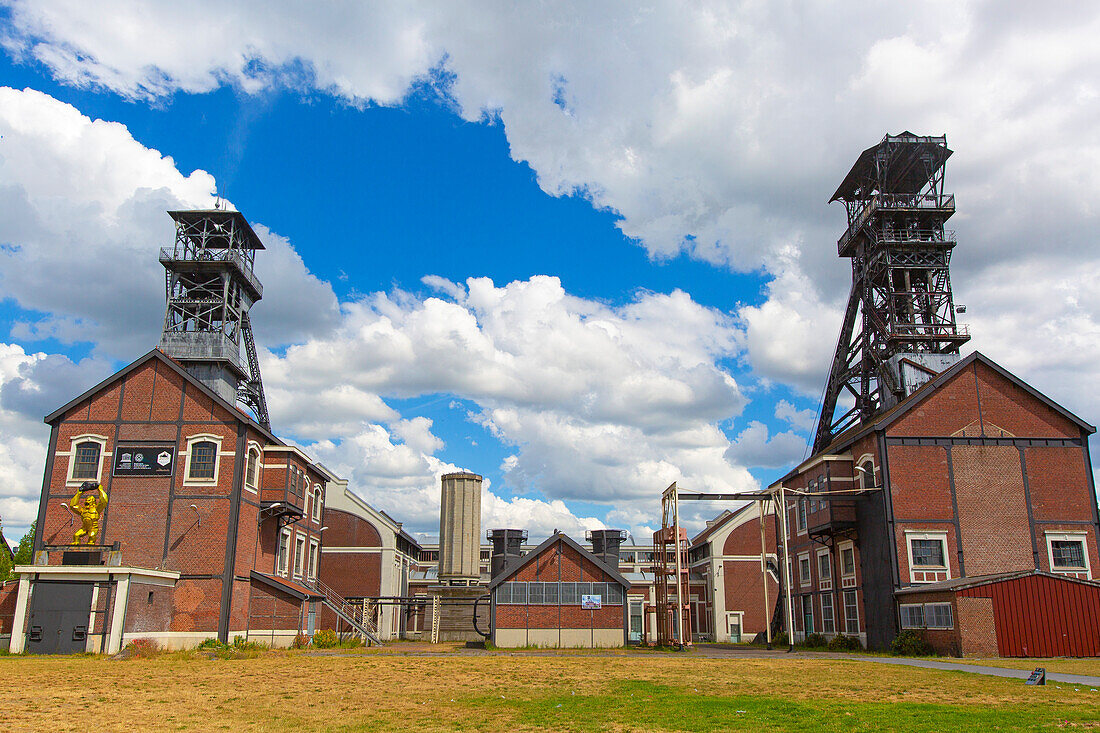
left=844, top=655, right=1100, bottom=687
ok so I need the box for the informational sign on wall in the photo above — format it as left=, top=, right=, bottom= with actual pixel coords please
left=113, top=445, right=175, bottom=477
left=581, top=594, right=602, bottom=610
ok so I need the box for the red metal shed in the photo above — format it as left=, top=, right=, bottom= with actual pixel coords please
left=896, top=570, right=1100, bottom=657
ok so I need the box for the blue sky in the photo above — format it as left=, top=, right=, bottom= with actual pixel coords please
left=1, top=2, right=1098, bottom=543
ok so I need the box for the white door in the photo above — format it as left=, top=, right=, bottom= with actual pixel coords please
left=726, top=612, right=743, bottom=643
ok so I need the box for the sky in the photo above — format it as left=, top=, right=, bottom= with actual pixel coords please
left=1, top=1, right=1098, bottom=546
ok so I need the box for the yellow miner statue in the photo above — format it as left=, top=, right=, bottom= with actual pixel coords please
left=66, top=481, right=108, bottom=545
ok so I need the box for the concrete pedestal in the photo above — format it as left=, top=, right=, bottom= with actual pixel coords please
left=429, top=585, right=490, bottom=643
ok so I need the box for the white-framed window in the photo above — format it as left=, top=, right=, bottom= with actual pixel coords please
left=857, top=457, right=877, bottom=489
left=801, top=595, right=814, bottom=634
left=796, top=499, right=807, bottom=533
left=906, top=531, right=950, bottom=583
left=66, top=434, right=108, bottom=485
left=840, top=539, right=858, bottom=572
left=817, top=549, right=832, bottom=589
left=312, top=485, right=323, bottom=522
left=277, top=529, right=291, bottom=576
left=183, top=434, right=222, bottom=484
left=798, top=553, right=812, bottom=586
left=820, top=593, right=835, bottom=634
left=1046, top=532, right=1090, bottom=578
left=245, top=446, right=261, bottom=489
left=293, top=534, right=307, bottom=578
left=900, top=602, right=953, bottom=629
left=308, top=539, right=320, bottom=581
left=843, top=589, right=860, bottom=634
left=899, top=603, right=924, bottom=629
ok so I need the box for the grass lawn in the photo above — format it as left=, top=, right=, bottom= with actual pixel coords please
left=2, top=649, right=1098, bottom=731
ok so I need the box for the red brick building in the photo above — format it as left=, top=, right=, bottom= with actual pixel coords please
left=895, top=570, right=1100, bottom=657
left=489, top=532, right=629, bottom=648
left=688, top=502, right=779, bottom=642
left=318, top=478, right=421, bottom=639
left=7, top=348, right=335, bottom=652
left=775, top=351, right=1099, bottom=653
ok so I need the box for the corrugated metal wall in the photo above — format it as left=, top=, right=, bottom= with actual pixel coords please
left=959, top=575, right=1100, bottom=657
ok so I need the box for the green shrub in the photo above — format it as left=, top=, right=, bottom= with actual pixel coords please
left=827, top=634, right=863, bottom=651
left=313, top=629, right=338, bottom=649
left=197, top=638, right=228, bottom=651
left=802, top=632, right=828, bottom=648
left=890, top=629, right=936, bottom=656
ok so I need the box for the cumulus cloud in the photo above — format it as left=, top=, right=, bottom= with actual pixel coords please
left=774, top=400, right=817, bottom=434
left=0, top=344, right=66, bottom=539
left=724, top=420, right=807, bottom=470
left=270, top=275, right=752, bottom=523
left=0, top=86, right=340, bottom=358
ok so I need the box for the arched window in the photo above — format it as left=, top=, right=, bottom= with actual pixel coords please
left=189, top=441, right=217, bottom=480
left=72, top=441, right=102, bottom=480
left=859, top=460, right=876, bottom=489
left=312, top=485, right=323, bottom=522
left=246, top=448, right=260, bottom=488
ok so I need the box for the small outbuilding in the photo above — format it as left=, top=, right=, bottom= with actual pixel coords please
left=895, top=570, right=1100, bottom=657
left=489, top=532, right=629, bottom=648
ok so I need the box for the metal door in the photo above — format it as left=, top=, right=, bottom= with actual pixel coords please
left=25, top=581, right=95, bottom=655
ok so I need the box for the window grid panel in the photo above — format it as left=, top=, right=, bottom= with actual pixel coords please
left=911, top=539, right=945, bottom=567
left=925, top=603, right=953, bottom=629
left=73, top=442, right=101, bottom=479
left=843, top=590, right=859, bottom=634
left=1052, top=540, right=1086, bottom=568
left=189, top=441, right=217, bottom=479
left=821, top=594, right=835, bottom=634
left=900, top=604, right=925, bottom=629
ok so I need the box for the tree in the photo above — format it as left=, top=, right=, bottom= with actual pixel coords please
left=0, top=522, right=35, bottom=582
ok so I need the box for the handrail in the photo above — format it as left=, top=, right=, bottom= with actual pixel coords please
left=158, top=247, right=263, bottom=298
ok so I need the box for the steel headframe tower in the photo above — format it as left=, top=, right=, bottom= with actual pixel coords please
left=159, top=209, right=270, bottom=430
left=814, top=133, right=969, bottom=453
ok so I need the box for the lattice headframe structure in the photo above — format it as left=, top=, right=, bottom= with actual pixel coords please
left=159, top=209, right=270, bottom=429
left=814, top=133, right=969, bottom=452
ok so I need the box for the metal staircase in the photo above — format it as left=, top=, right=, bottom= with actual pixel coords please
left=313, top=578, right=382, bottom=646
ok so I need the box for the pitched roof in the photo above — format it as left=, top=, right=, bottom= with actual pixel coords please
left=487, top=532, right=630, bottom=590
left=777, top=350, right=1095, bottom=486
left=894, top=569, right=1100, bottom=595
left=44, top=348, right=281, bottom=444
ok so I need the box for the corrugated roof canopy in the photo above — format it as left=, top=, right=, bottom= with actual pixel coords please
left=830, top=132, right=951, bottom=202
left=168, top=209, right=266, bottom=250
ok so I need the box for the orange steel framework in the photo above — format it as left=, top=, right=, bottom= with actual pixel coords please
left=653, top=483, right=692, bottom=648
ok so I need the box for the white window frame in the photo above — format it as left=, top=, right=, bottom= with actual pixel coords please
left=277, top=528, right=291, bottom=576
left=796, top=499, right=808, bottom=535
left=798, top=553, right=812, bottom=586
left=183, top=434, right=223, bottom=486
left=900, top=602, right=954, bottom=630
left=843, top=589, right=860, bottom=634
left=245, top=443, right=262, bottom=491
left=293, top=533, right=307, bottom=578
left=899, top=603, right=925, bottom=629
left=66, top=434, right=108, bottom=486
left=840, top=537, right=858, bottom=576
left=1045, top=531, right=1091, bottom=578
left=820, top=592, right=835, bottom=634
left=312, top=484, right=323, bottom=522
left=308, top=539, right=320, bottom=581
left=817, top=548, right=832, bottom=589
left=905, top=531, right=950, bottom=583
